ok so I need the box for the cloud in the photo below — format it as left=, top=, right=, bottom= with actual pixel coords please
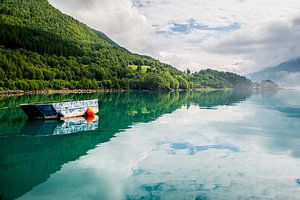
left=49, top=0, right=163, bottom=54
left=205, top=16, right=300, bottom=72
left=49, top=0, right=300, bottom=74
left=267, top=72, right=300, bottom=89
left=278, top=73, right=300, bottom=89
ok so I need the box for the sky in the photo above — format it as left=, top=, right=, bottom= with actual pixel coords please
left=49, top=0, right=300, bottom=74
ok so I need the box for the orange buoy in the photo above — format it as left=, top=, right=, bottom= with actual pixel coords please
left=86, top=115, right=96, bottom=123
left=86, top=107, right=95, bottom=117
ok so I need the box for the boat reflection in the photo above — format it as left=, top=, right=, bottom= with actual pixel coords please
left=21, top=116, right=99, bottom=136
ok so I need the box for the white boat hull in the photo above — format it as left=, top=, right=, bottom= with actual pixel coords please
left=20, top=99, right=99, bottom=120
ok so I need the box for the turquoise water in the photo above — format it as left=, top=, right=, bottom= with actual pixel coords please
left=0, top=90, right=300, bottom=200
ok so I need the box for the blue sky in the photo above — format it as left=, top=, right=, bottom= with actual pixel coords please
left=49, top=0, right=300, bottom=74
left=170, top=20, right=240, bottom=34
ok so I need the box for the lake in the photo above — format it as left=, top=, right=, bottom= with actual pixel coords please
left=0, top=90, right=300, bottom=200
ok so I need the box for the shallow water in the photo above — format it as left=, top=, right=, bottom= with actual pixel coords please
left=0, top=90, right=300, bottom=200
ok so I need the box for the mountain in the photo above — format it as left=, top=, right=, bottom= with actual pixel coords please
left=0, top=0, right=116, bottom=55
left=0, top=0, right=252, bottom=91
left=248, top=58, right=300, bottom=89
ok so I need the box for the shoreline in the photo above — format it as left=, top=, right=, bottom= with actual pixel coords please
left=0, top=89, right=129, bottom=96
left=0, top=87, right=230, bottom=96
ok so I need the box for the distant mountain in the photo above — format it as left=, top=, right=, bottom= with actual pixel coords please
left=248, top=58, right=300, bottom=89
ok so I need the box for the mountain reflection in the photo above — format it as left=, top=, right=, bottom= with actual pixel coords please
left=0, top=90, right=251, bottom=200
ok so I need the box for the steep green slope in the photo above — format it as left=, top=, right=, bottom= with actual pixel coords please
left=0, top=0, right=251, bottom=91
left=0, top=0, right=124, bottom=56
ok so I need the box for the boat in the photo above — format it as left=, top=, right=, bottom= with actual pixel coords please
left=20, top=99, right=99, bottom=120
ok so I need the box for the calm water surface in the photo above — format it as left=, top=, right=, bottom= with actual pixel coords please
left=0, top=90, right=300, bottom=200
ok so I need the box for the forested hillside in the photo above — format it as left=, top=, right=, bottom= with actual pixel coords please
left=0, top=0, right=252, bottom=91
left=192, top=69, right=252, bottom=89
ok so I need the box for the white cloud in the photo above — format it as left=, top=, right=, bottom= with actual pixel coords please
left=49, top=0, right=300, bottom=74
left=273, top=72, right=300, bottom=89
left=49, top=0, right=161, bottom=53
left=205, top=17, right=300, bottom=73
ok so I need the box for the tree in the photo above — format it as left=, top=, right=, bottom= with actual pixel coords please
left=186, top=68, right=191, bottom=74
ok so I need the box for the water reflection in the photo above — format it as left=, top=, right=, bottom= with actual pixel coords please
left=1, top=90, right=300, bottom=199
left=0, top=90, right=252, bottom=200
left=206, top=90, right=300, bottom=161
left=17, top=96, right=300, bottom=200
left=21, top=116, right=99, bottom=137
left=253, top=89, right=300, bottom=119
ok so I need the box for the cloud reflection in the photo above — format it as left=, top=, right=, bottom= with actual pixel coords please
left=18, top=90, right=300, bottom=200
